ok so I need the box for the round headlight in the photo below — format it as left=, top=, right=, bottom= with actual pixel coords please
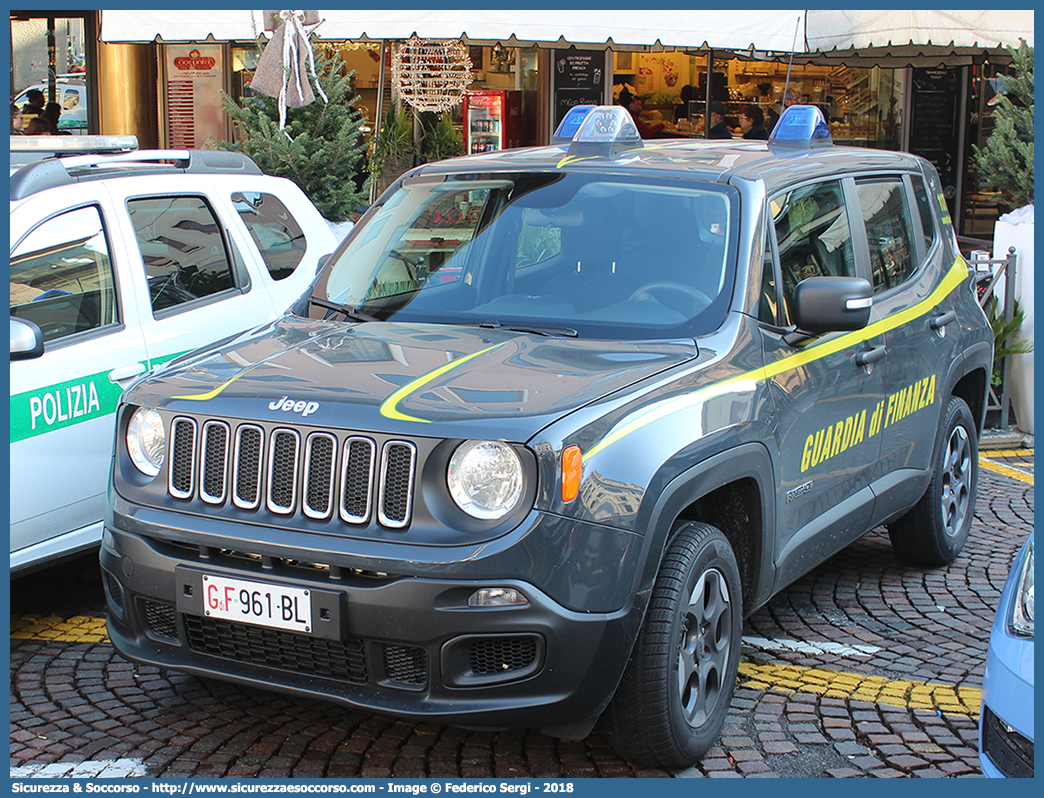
left=447, top=440, right=524, bottom=520
left=127, top=407, right=166, bottom=477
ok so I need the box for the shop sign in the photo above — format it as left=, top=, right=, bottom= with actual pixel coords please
left=553, top=48, right=605, bottom=131
left=164, top=44, right=225, bottom=149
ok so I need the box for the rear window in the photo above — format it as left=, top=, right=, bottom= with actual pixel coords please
left=233, top=192, right=308, bottom=281
left=127, top=196, right=237, bottom=314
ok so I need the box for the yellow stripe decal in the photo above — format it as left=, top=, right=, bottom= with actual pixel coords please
left=379, top=343, right=507, bottom=423
left=172, top=362, right=262, bottom=401
left=584, top=260, right=969, bottom=459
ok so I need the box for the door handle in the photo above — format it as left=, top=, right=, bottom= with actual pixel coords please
left=108, top=363, right=147, bottom=384
left=854, top=346, right=887, bottom=367
left=929, top=310, right=957, bottom=330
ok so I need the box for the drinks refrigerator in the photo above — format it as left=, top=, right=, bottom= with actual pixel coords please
left=464, top=90, right=522, bottom=153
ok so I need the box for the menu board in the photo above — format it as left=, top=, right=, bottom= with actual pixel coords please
left=552, top=48, right=605, bottom=130
left=164, top=44, right=225, bottom=149
left=908, top=68, right=961, bottom=204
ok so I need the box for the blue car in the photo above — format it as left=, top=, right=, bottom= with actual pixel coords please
left=980, top=530, right=1034, bottom=777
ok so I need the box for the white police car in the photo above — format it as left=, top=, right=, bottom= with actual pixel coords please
left=10, top=137, right=337, bottom=573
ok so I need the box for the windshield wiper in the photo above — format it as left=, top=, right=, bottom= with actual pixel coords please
left=310, top=297, right=380, bottom=323
left=478, top=320, right=578, bottom=338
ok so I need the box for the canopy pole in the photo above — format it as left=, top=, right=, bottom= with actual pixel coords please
left=703, top=49, right=713, bottom=138
left=370, top=39, right=387, bottom=204
left=782, top=14, right=802, bottom=109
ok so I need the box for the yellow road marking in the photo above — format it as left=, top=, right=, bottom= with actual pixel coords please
left=10, top=614, right=109, bottom=643
left=979, top=455, right=1034, bottom=485
left=738, top=661, right=982, bottom=718
left=983, top=449, right=1034, bottom=458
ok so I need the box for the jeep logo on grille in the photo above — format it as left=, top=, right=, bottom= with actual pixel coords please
left=268, top=396, right=320, bottom=417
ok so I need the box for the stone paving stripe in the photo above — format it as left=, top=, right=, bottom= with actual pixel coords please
left=743, top=635, right=881, bottom=658
left=10, top=758, right=148, bottom=779
left=10, top=614, right=108, bottom=642
left=983, top=448, right=1034, bottom=459
left=737, top=661, right=982, bottom=719
left=979, top=456, right=1034, bottom=484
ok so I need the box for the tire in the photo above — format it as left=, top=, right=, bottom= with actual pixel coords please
left=603, top=522, right=742, bottom=769
left=888, top=396, right=978, bottom=566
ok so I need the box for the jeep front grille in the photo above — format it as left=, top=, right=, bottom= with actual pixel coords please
left=168, top=416, right=416, bottom=530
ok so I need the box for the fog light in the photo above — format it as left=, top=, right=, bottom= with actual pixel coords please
left=468, top=587, right=528, bottom=607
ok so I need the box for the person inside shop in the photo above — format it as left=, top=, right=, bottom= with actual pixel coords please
left=618, top=88, right=665, bottom=139
left=43, top=101, right=62, bottom=133
left=758, top=82, right=779, bottom=131
left=739, top=105, right=769, bottom=140
left=706, top=100, right=732, bottom=139
left=21, top=89, right=45, bottom=117
left=24, top=116, right=55, bottom=135
left=674, top=84, right=695, bottom=122
left=11, top=104, right=24, bottom=134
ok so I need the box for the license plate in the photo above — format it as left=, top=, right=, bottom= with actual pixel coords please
left=201, top=574, right=313, bottom=634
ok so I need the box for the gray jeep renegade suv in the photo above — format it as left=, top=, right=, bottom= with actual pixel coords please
left=102, top=106, right=992, bottom=768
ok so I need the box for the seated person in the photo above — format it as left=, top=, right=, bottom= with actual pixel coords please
left=739, top=105, right=769, bottom=140
left=618, top=88, right=665, bottom=139
left=674, top=84, right=695, bottom=122
left=706, top=101, right=733, bottom=139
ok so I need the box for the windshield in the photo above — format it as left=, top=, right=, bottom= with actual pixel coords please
left=314, top=172, right=736, bottom=339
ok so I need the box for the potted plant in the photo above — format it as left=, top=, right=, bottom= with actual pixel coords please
left=420, top=112, right=464, bottom=163
left=369, top=105, right=418, bottom=199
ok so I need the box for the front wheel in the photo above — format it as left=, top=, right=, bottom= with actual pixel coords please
left=603, top=522, right=742, bottom=768
left=888, top=396, right=978, bottom=566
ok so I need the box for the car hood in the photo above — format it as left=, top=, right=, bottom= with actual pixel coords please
left=126, top=317, right=697, bottom=441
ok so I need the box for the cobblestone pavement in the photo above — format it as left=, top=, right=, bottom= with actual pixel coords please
left=10, top=454, right=1032, bottom=779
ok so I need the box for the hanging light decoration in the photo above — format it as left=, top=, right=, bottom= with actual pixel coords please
left=391, top=35, right=473, bottom=113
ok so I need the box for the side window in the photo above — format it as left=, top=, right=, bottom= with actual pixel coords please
left=771, top=180, right=855, bottom=313
left=758, top=234, right=780, bottom=325
left=10, top=206, right=119, bottom=345
left=856, top=179, right=917, bottom=293
left=127, top=196, right=236, bottom=313
left=63, top=87, right=82, bottom=111
left=911, top=174, right=938, bottom=253
left=232, top=192, right=307, bottom=281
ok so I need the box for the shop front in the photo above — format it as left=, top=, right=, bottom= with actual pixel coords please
left=12, top=10, right=1029, bottom=238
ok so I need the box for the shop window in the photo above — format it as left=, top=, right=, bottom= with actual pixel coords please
left=127, top=196, right=236, bottom=314
left=10, top=206, right=118, bottom=345
left=232, top=192, right=308, bottom=281
left=771, top=180, right=855, bottom=314
left=856, top=179, right=917, bottom=293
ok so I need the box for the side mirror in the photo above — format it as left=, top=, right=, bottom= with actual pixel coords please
left=786, top=276, right=872, bottom=344
left=11, top=317, right=45, bottom=360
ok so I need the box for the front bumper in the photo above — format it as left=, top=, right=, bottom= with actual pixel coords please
left=979, top=633, right=1034, bottom=778
left=100, top=509, right=645, bottom=731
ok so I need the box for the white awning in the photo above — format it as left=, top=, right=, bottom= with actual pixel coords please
left=804, top=10, right=1033, bottom=51
left=99, top=9, right=809, bottom=52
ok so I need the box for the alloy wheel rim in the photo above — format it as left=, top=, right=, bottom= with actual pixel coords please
left=941, top=424, right=972, bottom=537
left=677, top=566, right=732, bottom=727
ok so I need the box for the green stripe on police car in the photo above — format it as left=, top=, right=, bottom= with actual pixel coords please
left=10, top=370, right=129, bottom=443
